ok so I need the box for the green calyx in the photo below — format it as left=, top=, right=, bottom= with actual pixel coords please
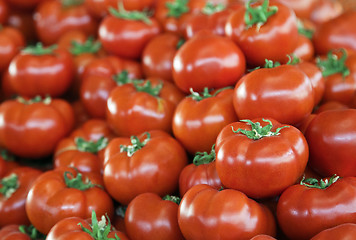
left=61, top=0, right=85, bottom=7
left=120, top=132, right=151, bottom=157
left=70, top=37, right=101, bottom=56
left=300, top=174, right=339, bottom=189
left=75, top=137, right=108, bottom=154
left=188, top=87, right=232, bottom=101
left=19, top=225, right=46, bottom=240
left=0, top=173, right=19, bottom=198
left=166, top=0, right=189, bottom=18
left=112, top=70, right=139, bottom=86
left=244, top=0, right=278, bottom=30
left=17, top=95, right=52, bottom=105
left=79, top=211, right=121, bottom=240
left=232, top=119, right=288, bottom=140
left=176, top=38, right=185, bottom=49
left=22, top=43, right=57, bottom=56
left=297, top=19, right=314, bottom=39
left=109, top=2, right=151, bottom=25
left=64, top=171, right=102, bottom=191
left=133, top=80, right=163, bottom=97
left=163, top=195, right=181, bottom=205
left=202, top=2, right=226, bottom=15
left=0, top=149, right=15, bottom=161
left=316, top=49, right=350, bottom=78
left=115, top=205, right=127, bottom=218
left=193, top=144, right=216, bottom=166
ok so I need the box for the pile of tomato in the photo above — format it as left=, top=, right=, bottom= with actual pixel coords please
left=0, top=0, right=355, bottom=239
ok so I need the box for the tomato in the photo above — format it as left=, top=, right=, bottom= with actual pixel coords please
left=5, top=0, right=45, bottom=9
left=277, top=175, right=356, bottom=240
left=6, top=8, right=37, bottom=43
left=250, top=235, right=277, bottom=240
left=0, top=225, right=45, bottom=240
left=275, top=0, right=318, bottom=19
left=26, top=167, right=114, bottom=234
left=8, top=43, right=74, bottom=98
left=46, top=210, right=129, bottom=240
left=125, top=193, right=184, bottom=240
left=0, top=149, right=19, bottom=178
left=305, top=109, right=356, bottom=177
left=292, top=34, right=315, bottom=62
left=142, top=32, right=182, bottom=82
left=215, top=118, right=308, bottom=199
left=311, top=223, right=356, bottom=240
left=225, top=0, right=298, bottom=66
left=70, top=118, right=115, bottom=142
left=178, top=184, right=276, bottom=240
left=99, top=3, right=161, bottom=60
left=103, top=130, right=188, bottom=205
left=172, top=87, right=238, bottom=154
left=0, top=0, right=8, bottom=24
left=313, top=11, right=356, bottom=55
left=34, top=0, right=98, bottom=45
left=233, top=64, right=314, bottom=125
left=106, top=77, right=185, bottom=136
left=178, top=145, right=222, bottom=196
left=172, top=30, right=246, bottom=93
left=0, top=26, right=25, bottom=73
left=314, top=101, right=348, bottom=114
left=308, top=0, right=343, bottom=25
left=0, top=96, right=74, bottom=159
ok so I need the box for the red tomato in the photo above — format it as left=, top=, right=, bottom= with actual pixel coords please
left=125, top=193, right=184, bottom=240
left=8, top=44, right=74, bottom=98
left=0, top=224, right=45, bottom=240
left=305, top=109, right=356, bottom=177
left=99, top=3, right=161, bottom=60
left=275, top=0, right=318, bottom=19
left=250, top=235, right=277, bottom=240
left=225, top=0, right=298, bottom=66
left=25, top=167, right=114, bottom=234
left=314, top=101, right=348, bottom=114
left=0, top=167, right=42, bottom=228
left=46, top=210, right=129, bottom=240
left=178, top=184, right=276, bottom=240
left=233, top=64, right=314, bottom=125
left=34, top=0, right=98, bottom=45
left=277, top=175, right=356, bottom=240
left=0, top=149, right=19, bottom=178
left=179, top=145, right=222, bottom=196
left=103, top=130, right=188, bottom=205
left=215, top=118, right=309, bottom=199
left=172, top=87, right=238, bottom=154
left=308, top=0, right=343, bottom=25
left=106, top=77, right=185, bottom=136
left=172, top=30, right=246, bottom=93
left=292, top=34, right=315, bottom=62
left=0, top=96, right=75, bottom=159
left=311, top=223, right=356, bottom=240
left=6, top=8, right=37, bottom=43
left=70, top=118, right=115, bottom=142
left=0, top=0, right=8, bottom=24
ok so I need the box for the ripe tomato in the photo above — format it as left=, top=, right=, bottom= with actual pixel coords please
left=26, top=167, right=114, bottom=234
left=125, top=193, right=184, bottom=240
left=292, top=34, right=315, bottom=62
left=172, top=30, right=246, bottom=93
left=0, top=149, right=19, bottom=178
left=311, top=223, right=356, bottom=240
left=0, top=224, right=45, bottom=240
left=103, top=130, right=188, bottom=205
left=0, top=96, right=75, bottom=159
left=6, top=8, right=37, bottom=43
left=0, top=0, right=8, bottom=24
left=215, top=118, right=309, bottom=199
left=178, top=184, right=276, bottom=240
left=314, top=101, right=348, bottom=114
left=70, top=118, right=115, bottom=142
left=0, top=26, right=24, bottom=72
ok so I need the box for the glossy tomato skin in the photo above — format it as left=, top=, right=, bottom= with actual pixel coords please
left=310, top=223, right=356, bottom=240
left=0, top=167, right=42, bottom=227
left=99, top=14, right=161, bottom=60
left=215, top=118, right=309, bottom=199
left=106, top=78, right=185, bottom=137
left=25, top=167, right=114, bottom=234
left=125, top=193, right=184, bottom=240
left=305, top=109, right=356, bottom=177
left=0, top=98, right=74, bottom=159
left=103, top=130, right=188, bottom=205
left=172, top=30, right=246, bottom=93
left=277, top=177, right=356, bottom=240
left=0, top=225, right=32, bottom=240
left=172, top=87, right=238, bottom=154
left=34, top=0, right=98, bottom=45
left=292, top=34, right=315, bottom=62
left=70, top=119, right=115, bottom=142
left=313, top=101, right=348, bottom=114
left=233, top=65, right=314, bottom=125
left=0, top=26, right=25, bottom=72
left=225, top=1, right=298, bottom=66
left=8, top=48, right=74, bottom=98
left=178, top=184, right=276, bottom=240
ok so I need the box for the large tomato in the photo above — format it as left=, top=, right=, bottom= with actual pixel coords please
left=311, top=223, right=356, bottom=240
left=103, top=130, right=188, bottom=205
left=178, top=184, right=276, bottom=240
left=0, top=224, right=46, bottom=240
left=0, top=96, right=74, bottom=159
left=215, top=118, right=309, bottom=199
left=172, top=30, right=246, bottom=93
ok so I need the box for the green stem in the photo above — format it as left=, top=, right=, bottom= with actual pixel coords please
left=176, top=38, right=185, bottom=49
left=166, top=0, right=189, bottom=18
left=244, top=0, right=278, bottom=30
left=22, top=43, right=57, bottom=56
left=17, top=95, right=52, bottom=105
left=188, top=86, right=232, bottom=101
left=109, top=2, right=151, bottom=24
left=75, top=137, right=108, bottom=154
left=193, top=144, right=216, bottom=166
left=19, top=225, right=46, bottom=240
left=232, top=119, right=288, bottom=140
left=163, top=195, right=181, bottom=205
left=112, top=70, right=142, bottom=86
left=201, top=2, right=226, bottom=15
left=0, top=149, right=15, bottom=161
left=115, top=206, right=127, bottom=218
left=300, top=174, right=339, bottom=189
left=316, top=49, right=350, bottom=78
left=64, top=171, right=101, bottom=191
left=120, top=132, right=151, bottom=157
left=0, top=173, right=19, bottom=198
left=297, top=19, right=314, bottom=39
left=133, top=80, right=163, bottom=97
left=70, top=37, right=101, bottom=56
